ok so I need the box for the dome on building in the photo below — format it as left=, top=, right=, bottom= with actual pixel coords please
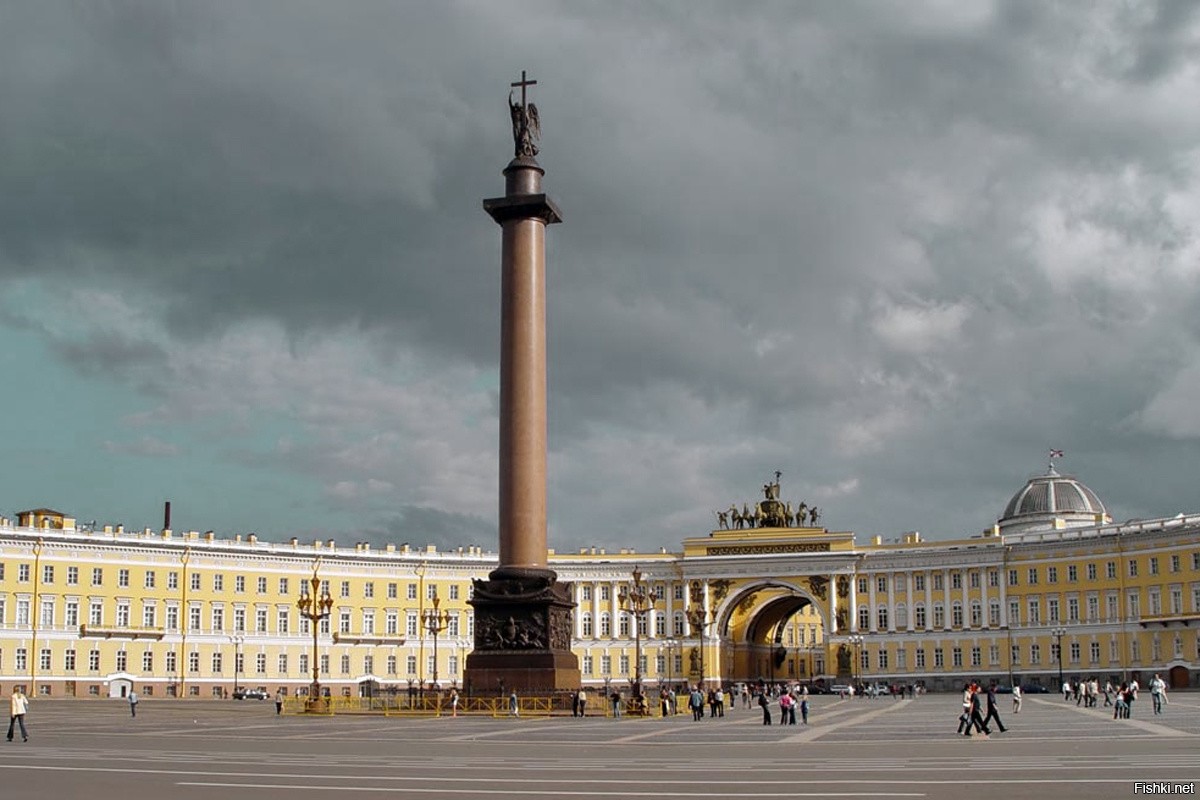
left=997, top=466, right=1109, bottom=534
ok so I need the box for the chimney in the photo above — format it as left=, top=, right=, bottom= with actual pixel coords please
left=163, top=501, right=172, bottom=531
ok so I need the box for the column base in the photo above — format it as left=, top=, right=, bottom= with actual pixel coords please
left=464, top=568, right=580, bottom=694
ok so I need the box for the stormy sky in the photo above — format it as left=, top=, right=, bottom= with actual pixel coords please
left=2, top=1, right=1198, bottom=553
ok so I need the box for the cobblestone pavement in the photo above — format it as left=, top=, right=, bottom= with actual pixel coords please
left=2, top=693, right=1196, bottom=799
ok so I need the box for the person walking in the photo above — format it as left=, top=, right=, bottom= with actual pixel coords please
left=6, top=687, right=28, bottom=742
left=715, top=687, right=725, bottom=717
left=1149, top=674, right=1167, bottom=715
left=982, top=683, right=1007, bottom=733
left=799, top=695, right=809, bottom=724
left=689, top=686, right=705, bottom=721
left=1103, top=679, right=1114, bottom=707
left=1126, top=678, right=1139, bottom=718
left=1011, top=684, right=1022, bottom=714
left=449, top=688, right=460, bottom=718
left=128, top=689, right=139, bottom=718
left=609, top=689, right=621, bottom=719
left=274, top=690, right=283, bottom=715
left=508, top=690, right=519, bottom=717
left=758, top=690, right=772, bottom=725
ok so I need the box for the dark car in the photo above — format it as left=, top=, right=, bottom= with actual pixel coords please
left=233, top=687, right=269, bottom=700
left=1021, top=684, right=1050, bottom=694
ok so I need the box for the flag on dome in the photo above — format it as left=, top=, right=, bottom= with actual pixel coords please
left=1049, top=449, right=1064, bottom=459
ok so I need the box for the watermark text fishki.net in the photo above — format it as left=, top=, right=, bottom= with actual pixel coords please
left=1134, top=783, right=1196, bottom=795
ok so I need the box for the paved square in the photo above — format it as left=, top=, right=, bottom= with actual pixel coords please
left=2, top=693, right=1195, bottom=799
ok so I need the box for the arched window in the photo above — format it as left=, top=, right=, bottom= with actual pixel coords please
left=673, top=611, right=686, bottom=637
left=876, top=606, right=889, bottom=630
left=581, top=613, right=593, bottom=639
left=858, top=606, right=870, bottom=630
left=914, top=603, right=926, bottom=629
left=599, top=612, right=612, bottom=638
left=951, top=601, right=964, bottom=628
left=895, top=604, right=908, bottom=629
left=969, top=601, right=982, bottom=628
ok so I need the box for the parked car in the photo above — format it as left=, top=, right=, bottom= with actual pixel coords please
left=233, top=687, right=269, bottom=700
left=1021, top=684, right=1050, bottom=694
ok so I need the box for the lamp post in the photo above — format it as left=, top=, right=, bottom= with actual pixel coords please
left=664, top=637, right=677, bottom=690
left=686, top=603, right=711, bottom=689
left=232, top=635, right=244, bottom=697
left=1051, top=626, right=1068, bottom=694
left=422, top=589, right=451, bottom=692
left=847, top=634, right=864, bottom=691
left=296, top=568, right=333, bottom=705
left=617, top=566, right=658, bottom=703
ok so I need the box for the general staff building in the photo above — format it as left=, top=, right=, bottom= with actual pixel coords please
left=2, top=465, right=1197, bottom=699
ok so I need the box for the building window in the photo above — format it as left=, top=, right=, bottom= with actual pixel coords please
left=168, top=571, right=178, bottom=590
left=1030, top=643, right=1040, bottom=665
left=1047, top=597, right=1059, bottom=623
left=1047, top=566, right=1058, bottom=584
left=18, top=564, right=29, bottom=583
left=933, top=604, right=945, bottom=629
left=1090, top=642, right=1100, bottom=663
left=857, top=578, right=868, bottom=594
left=1010, top=644, right=1020, bottom=665
left=876, top=607, right=888, bottom=630
left=188, top=652, right=200, bottom=674
left=1027, top=599, right=1040, bottom=624
left=951, top=602, right=963, bottom=628
left=211, top=652, right=223, bottom=673
left=914, top=574, right=925, bottom=591
left=878, top=649, right=889, bottom=670
left=914, top=605, right=926, bottom=629
left=278, top=609, right=290, bottom=633
left=1008, top=569, right=1018, bottom=586
left=1128, top=560, right=1138, bottom=578
left=191, top=573, right=201, bottom=591
left=118, top=569, right=129, bottom=588
left=951, top=573, right=962, bottom=590
left=92, top=568, right=103, bottom=586
left=1170, top=555, right=1180, bottom=573
left=1107, top=561, right=1117, bottom=579
left=67, top=566, right=79, bottom=585
left=1067, top=597, right=1079, bottom=622
left=1067, top=565, right=1077, bottom=582
left=582, top=654, right=593, bottom=675
left=280, top=654, right=290, bottom=675
left=213, top=574, right=223, bottom=591
left=970, top=646, right=981, bottom=667
left=64, top=649, right=76, bottom=671
left=1027, top=568, right=1038, bottom=585
left=876, top=576, right=887, bottom=593
left=581, top=613, right=593, bottom=638
left=969, top=601, right=982, bottom=628
left=969, top=571, right=980, bottom=589
left=989, top=601, right=1000, bottom=627
left=90, top=649, right=101, bottom=671
left=858, top=607, right=870, bottom=630
left=951, top=647, right=962, bottom=667
left=448, top=585, right=459, bottom=600
left=600, top=613, right=612, bottom=637
left=933, top=573, right=944, bottom=590
left=387, top=582, right=397, bottom=599
left=406, top=655, right=417, bottom=675
left=915, top=648, right=926, bottom=669
left=1087, top=563, right=1096, bottom=581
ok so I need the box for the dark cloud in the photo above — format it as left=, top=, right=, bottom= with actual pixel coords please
left=2, top=2, right=1199, bottom=549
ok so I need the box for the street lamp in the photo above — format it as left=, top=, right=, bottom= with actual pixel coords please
left=422, top=589, right=451, bottom=693
left=231, top=635, right=244, bottom=697
left=296, top=569, right=334, bottom=706
left=847, top=634, right=864, bottom=691
left=686, top=603, right=712, bottom=689
left=617, top=566, right=658, bottom=705
left=1051, top=626, right=1068, bottom=694
left=664, top=638, right=677, bottom=690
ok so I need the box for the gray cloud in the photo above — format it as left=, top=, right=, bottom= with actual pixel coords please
left=2, top=2, right=1199, bottom=548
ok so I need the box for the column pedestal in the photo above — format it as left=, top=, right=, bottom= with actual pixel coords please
left=466, top=567, right=581, bottom=693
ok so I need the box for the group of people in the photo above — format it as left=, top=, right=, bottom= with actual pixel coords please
left=756, top=685, right=811, bottom=726
left=956, top=681, right=1007, bottom=737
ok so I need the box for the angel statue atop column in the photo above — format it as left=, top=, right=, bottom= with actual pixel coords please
left=509, top=90, right=540, bottom=158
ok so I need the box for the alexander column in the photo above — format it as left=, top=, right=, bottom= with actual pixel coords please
left=465, top=71, right=580, bottom=694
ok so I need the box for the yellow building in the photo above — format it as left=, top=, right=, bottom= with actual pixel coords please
left=2, top=466, right=1197, bottom=698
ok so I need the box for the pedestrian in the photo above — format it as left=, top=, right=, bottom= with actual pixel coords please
left=956, top=683, right=973, bottom=735
left=800, top=695, right=809, bottom=724
left=690, top=686, right=705, bottom=721
left=6, top=687, right=28, bottom=742
left=1126, top=678, right=1139, bottom=718
left=758, top=690, right=772, bottom=725
left=982, top=683, right=1007, bottom=733
left=1103, top=679, right=1114, bottom=707
left=508, top=690, right=519, bottom=717
left=1114, top=682, right=1129, bottom=719
left=577, top=688, right=587, bottom=718
left=129, top=689, right=138, bottom=718
left=1149, top=674, right=1167, bottom=715
left=449, top=688, right=459, bottom=717
left=274, top=690, right=283, bottom=715
left=610, top=689, right=621, bottom=718
left=1062, top=679, right=1071, bottom=700
left=779, top=692, right=795, bottom=726
left=715, top=687, right=725, bottom=717
left=1011, top=684, right=1022, bottom=714
left=967, top=682, right=990, bottom=736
